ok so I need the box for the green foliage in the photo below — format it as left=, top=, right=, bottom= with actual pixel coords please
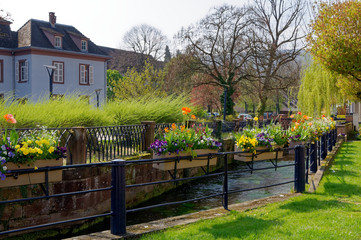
left=106, top=69, right=122, bottom=101
left=308, top=1, right=361, bottom=81
left=298, top=60, right=343, bottom=117
left=0, top=94, right=189, bottom=128
left=104, top=94, right=189, bottom=125
left=0, top=96, right=112, bottom=128
left=112, top=59, right=166, bottom=100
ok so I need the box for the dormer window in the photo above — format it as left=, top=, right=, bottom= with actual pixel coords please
left=55, top=36, right=62, bottom=48
left=81, top=40, right=87, bottom=51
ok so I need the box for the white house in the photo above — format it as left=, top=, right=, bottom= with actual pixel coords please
left=0, top=12, right=110, bottom=105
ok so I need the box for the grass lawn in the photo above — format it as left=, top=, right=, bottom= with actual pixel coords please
left=139, top=141, right=361, bottom=240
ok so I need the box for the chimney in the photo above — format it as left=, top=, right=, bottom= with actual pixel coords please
left=49, top=12, right=56, bottom=28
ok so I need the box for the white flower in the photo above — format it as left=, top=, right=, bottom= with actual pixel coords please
left=3, top=166, right=7, bottom=171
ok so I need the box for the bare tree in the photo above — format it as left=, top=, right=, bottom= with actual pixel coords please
left=247, top=0, right=307, bottom=116
left=176, top=5, right=253, bottom=114
left=123, top=24, right=168, bottom=61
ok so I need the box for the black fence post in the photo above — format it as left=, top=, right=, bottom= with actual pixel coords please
left=294, top=145, right=305, bottom=193
left=328, top=131, right=332, bottom=152
left=223, top=154, right=229, bottom=210
left=321, top=134, right=327, bottom=160
left=111, top=159, right=126, bottom=236
left=310, top=142, right=317, bottom=173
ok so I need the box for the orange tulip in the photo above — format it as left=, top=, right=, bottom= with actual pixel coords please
left=164, top=127, right=169, bottom=133
left=290, top=114, right=294, bottom=118
left=303, top=115, right=308, bottom=120
left=298, top=112, right=302, bottom=115
left=191, top=115, right=196, bottom=119
left=308, top=122, right=313, bottom=126
left=4, top=114, right=16, bottom=124
left=172, top=123, right=176, bottom=130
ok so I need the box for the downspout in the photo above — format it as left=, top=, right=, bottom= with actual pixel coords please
left=11, top=50, right=15, bottom=101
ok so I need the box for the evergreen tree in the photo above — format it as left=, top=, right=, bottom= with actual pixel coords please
left=164, top=45, right=171, bottom=63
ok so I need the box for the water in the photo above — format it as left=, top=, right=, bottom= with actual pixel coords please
left=127, top=158, right=295, bottom=225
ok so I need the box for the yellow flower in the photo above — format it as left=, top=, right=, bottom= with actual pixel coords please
left=35, top=140, right=41, bottom=146
left=38, top=149, right=43, bottom=154
left=15, top=145, right=20, bottom=149
left=254, top=117, right=259, bottom=121
left=41, top=139, right=50, bottom=145
left=48, top=146, right=55, bottom=153
left=21, top=148, right=29, bottom=155
left=27, top=140, right=32, bottom=144
left=34, top=166, right=38, bottom=170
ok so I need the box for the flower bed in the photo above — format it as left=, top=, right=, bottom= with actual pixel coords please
left=0, top=114, right=66, bottom=186
left=150, top=108, right=222, bottom=170
left=233, top=113, right=336, bottom=159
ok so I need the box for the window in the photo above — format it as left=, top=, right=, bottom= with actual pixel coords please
left=79, top=95, right=90, bottom=104
left=16, top=98, right=28, bottom=104
left=53, top=61, right=64, bottom=84
left=0, top=60, right=3, bottom=83
left=55, top=36, right=62, bottom=48
left=79, top=64, right=94, bottom=85
left=15, top=60, right=28, bottom=82
left=51, top=94, right=64, bottom=101
left=81, top=40, right=87, bottom=51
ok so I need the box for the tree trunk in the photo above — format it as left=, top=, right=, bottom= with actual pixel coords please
left=221, top=87, right=235, bottom=115
left=256, top=97, right=268, bottom=117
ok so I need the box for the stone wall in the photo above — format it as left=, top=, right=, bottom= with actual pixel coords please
left=0, top=154, right=224, bottom=235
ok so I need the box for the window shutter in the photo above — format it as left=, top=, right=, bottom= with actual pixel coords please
left=80, top=65, right=85, bottom=84
left=89, top=66, right=94, bottom=85
left=15, top=62, right=19, bottom=82
left=24, top=61, right=28, bottom=82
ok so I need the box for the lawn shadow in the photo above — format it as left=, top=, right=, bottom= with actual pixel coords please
left=197, top=212, right=278, bottom=238
left=321, top=182, right=361, bottom=197
left=279, top=198, right=343, bottom=213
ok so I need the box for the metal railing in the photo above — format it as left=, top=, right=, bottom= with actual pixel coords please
left=86, top=125, right=146, bottom=162
left=0, top=144, right=315, bottom=237
left=0, top=127, right=338, bottom=237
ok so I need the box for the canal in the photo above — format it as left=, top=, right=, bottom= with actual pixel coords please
left=127, top=158, right=295, bottom=225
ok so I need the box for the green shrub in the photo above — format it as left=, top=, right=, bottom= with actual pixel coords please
left=0, top=94, right=192, bottom=128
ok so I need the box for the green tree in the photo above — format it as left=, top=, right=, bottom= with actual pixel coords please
left=164, top=45, right=171, bottom=63
left=112, top=59, right=166, bottom=100
left=106, top=69, right=122, bottom=101
left=308, top=1, right=361, bottom=81
left=298, top=60, right=343, bottom=117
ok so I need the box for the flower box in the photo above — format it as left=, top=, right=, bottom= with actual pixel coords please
left=234, top=145, right=283, bottom=162
left=152, top=149, right=218, bottom=170
left=0, top=159, right=63, bottom=188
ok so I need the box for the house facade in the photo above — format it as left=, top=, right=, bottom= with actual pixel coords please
left=0, top=13, right=110, bottom=105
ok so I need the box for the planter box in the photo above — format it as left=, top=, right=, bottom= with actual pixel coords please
left=0, top=159, right=63, bottom=188
left=153, top=149, right=218, bottom=170
left=234, top=145, right=283, bottom=162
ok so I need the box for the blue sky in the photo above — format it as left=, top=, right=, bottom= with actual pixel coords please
left=0, top=0, right=248, bottom=49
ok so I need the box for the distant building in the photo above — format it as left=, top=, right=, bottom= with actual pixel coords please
left=99, top=46, right=164, bottom=74
left=0, top=12, right=110, bottom=104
